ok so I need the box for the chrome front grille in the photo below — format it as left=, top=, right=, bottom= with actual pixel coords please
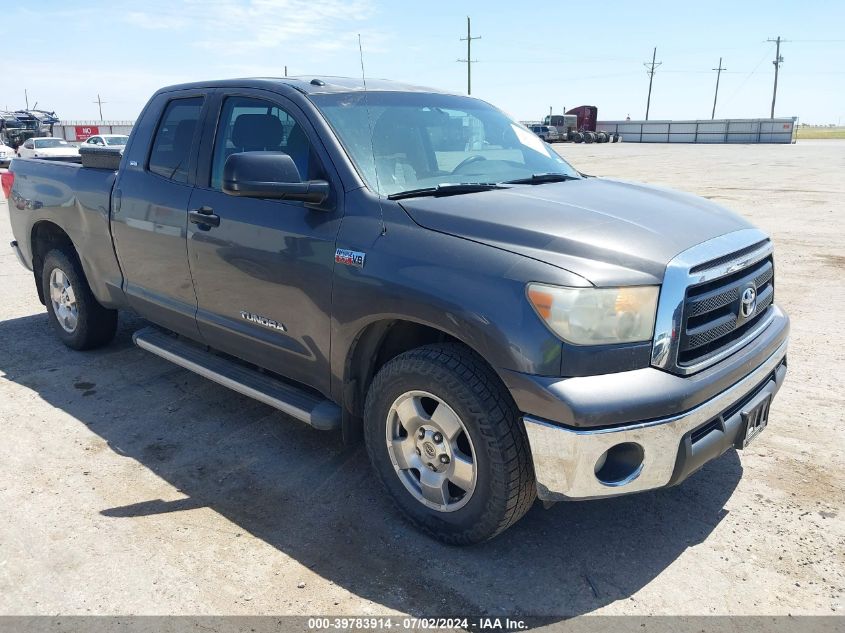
left=678, top=256, right=774, bottom=366
left=651, top=229, right=776, bottom=376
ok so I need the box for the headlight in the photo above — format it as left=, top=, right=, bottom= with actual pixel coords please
left=527, top=283, right=659, bottom=345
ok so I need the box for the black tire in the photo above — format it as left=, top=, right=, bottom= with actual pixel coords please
left=41, top=248, right=117, bottom=350
left=364, top=343, right=536, bottom=545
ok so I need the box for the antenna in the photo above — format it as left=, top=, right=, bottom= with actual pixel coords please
left=358, top=33, right=386, bottom=236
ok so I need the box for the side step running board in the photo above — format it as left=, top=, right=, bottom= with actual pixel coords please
left=132, top=327, right=341, bottom=431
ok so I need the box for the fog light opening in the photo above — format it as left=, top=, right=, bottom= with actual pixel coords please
left=595, top=442, right=645, bottom=487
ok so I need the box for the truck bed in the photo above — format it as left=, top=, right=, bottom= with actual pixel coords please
left=8, top=158, right=125, bottom=308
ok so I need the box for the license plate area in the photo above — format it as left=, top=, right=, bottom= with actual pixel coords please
left=736, top=392, right=772, bottom=449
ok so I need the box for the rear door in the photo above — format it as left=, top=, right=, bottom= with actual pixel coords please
left=111, top=90, right=208, bottom=338
left=186, top=89, right=344, bottom=395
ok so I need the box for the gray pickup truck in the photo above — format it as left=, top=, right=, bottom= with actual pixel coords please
left=4, top=77, right=789, bottom=544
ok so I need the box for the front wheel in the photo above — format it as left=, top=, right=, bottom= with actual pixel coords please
left=364, top=344, right=536, bottom=544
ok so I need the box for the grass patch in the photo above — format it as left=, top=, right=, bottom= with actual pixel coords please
left=795, top=127, right=845, bottom=139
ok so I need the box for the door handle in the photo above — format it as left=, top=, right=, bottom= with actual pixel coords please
left=189, top=206, right=220, bottom=228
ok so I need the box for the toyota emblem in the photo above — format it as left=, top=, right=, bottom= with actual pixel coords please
left=740, top=285, right=757, bottom=318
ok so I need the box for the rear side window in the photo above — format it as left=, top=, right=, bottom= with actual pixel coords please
left=148, top=97, right=204, bottom=183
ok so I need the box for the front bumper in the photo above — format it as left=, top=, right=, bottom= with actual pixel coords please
left=523, top=336, right=788, bottom=501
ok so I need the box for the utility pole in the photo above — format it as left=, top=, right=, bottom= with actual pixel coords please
left=767, top=36, right=785, bottom=118
left=25, top=89, right=29, bottom=110
left=711, top=57, right=726, bottom=119
left=457, top=16, right=481, bottom=95
left=93, top=94, right=107, bottom=121
left=284, top=65, right=288, bottom=77
left=643, top=47, right=662, bottom=120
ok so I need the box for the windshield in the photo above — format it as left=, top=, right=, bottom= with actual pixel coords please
left=34, top=138, right=68, bottom=148
left=311, top=91, right=579, bottom=196
left=105, top=136, right=129, bottom=146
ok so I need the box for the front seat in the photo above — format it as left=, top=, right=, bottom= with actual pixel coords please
left=231, top=113, right=284, bottom=152
left=371, top=111, right=428, bottom=189
left=230, top=113, right=310, bottom=181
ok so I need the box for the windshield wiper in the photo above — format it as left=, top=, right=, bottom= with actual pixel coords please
left=503, top=173, right=579, bottom=185
left=387, top=183, right=508, bottom=200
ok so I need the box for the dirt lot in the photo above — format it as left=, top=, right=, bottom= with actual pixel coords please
left=0, top=141, right=843, bottom=620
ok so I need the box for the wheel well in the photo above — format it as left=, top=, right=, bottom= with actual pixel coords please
left=344, top=320, right=463, bottom=421
left=31, top=221, right=76, bottom=304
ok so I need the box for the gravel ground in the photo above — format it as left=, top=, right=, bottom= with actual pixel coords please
left=0, top=141, right=843, bottom=619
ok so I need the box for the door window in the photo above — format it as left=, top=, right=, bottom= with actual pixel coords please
left=210, top=96, right=320, bottom=190
left=148, top=97, right=204, bottom=183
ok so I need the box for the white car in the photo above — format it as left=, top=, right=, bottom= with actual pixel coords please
left=0, top=140, right=14, bottom=167
left=82, top=134, right=129, bottom=148
left=528, top=125, right=561, bottom=143
left=17, top=137, right=80, bottom=161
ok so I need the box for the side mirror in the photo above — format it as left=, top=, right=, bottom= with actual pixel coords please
left=222, top=151, right=330, bottom=205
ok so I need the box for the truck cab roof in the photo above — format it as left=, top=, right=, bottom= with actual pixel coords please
left=157, top=76, right=451, bottom=96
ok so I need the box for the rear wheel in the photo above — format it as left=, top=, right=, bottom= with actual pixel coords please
left=364, top=344, right=536, bottom=544
left=41, top=249, right=117, bottom=350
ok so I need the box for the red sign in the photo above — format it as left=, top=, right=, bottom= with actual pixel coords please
left=75, top=126, right=100, bottom=140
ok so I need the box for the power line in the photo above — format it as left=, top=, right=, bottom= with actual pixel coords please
left=767, top=36, right=787, bottom=118
left=712, top=57, right=727, bottom=119
left=721, top=43, right=773, bottom=107
left=457, top=16, right=481, bottom=95
left=643, top=47, right=662, bottom=120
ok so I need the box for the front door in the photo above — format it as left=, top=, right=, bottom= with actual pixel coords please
left=186, top=91, right=343, bottom=395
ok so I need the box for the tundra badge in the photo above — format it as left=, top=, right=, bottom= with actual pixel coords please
left=240, top=311, right=286, bottom=332
left=335, top=248, right=366, bottom=268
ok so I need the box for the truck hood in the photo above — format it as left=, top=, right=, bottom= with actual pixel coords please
left=398, top=177, right=753, bottom=286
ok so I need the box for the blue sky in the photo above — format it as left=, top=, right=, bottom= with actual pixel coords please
left=2, top=0, right=843, bottom=124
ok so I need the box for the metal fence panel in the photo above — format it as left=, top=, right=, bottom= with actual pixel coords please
left=669, top=133, right=697, bottom=143
left=642, top=123, right=669, bottom=134
left=669, top=122, right=697, bottom=134
left=596, top=118, right=795, bottom=143
left=53, top=122, right=136, bottom=141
